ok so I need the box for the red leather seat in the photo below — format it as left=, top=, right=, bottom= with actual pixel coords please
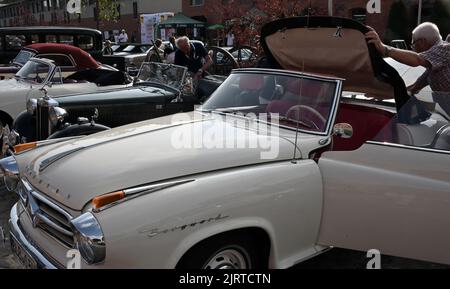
left=333, top=103, right=394, bottom=151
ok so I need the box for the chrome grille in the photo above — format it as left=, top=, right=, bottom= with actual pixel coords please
left=20, top=179, right=75, bottom=248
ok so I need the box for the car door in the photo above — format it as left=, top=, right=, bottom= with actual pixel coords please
left=317, top=118, right=450, bottom=265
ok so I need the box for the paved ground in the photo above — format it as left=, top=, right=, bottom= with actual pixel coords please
left=0, top=186, right=448, bottom=269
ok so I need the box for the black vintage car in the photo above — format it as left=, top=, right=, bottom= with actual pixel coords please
left=0, top=26, right=103, bottom=64
left=7, top=62, right=224, bottom=146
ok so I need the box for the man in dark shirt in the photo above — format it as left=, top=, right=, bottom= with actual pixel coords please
left=103, top=40, right=114, bottom=55
left=174, top=36, right=212, bottom=78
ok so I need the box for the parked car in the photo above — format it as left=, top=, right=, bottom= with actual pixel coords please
left=0, top=26, right=103, bottom=64
left=102, top=40, right=204, bottom=74
left=0, top=47, right=132, bottom=128
left=7, top=62, right=210, bottom=144
left=0, top=43, right=110, bottom=80
left=112, top=44, right=152, bottom=56
left=2, top=16, right=449, bottom=269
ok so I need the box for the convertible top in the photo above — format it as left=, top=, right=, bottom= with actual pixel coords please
left=25, top=43, right=100, bottom=70
left=260, top=16, right=409, bottom=111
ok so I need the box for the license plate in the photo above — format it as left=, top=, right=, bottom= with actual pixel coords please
left=10, top=235, right=38, bottom=269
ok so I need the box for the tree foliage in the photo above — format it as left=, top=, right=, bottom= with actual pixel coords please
left=384, top=0, right=411, bottom=43
left=430, top=0, right=450, bottom=40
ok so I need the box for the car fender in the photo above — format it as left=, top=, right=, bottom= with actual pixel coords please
left=94, top=160, right=324, bottom=268
left=12, top=110, right=36, bottom=141
left=48, top=123, right=110, bottom=139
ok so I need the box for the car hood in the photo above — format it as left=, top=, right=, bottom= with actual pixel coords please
left=261, top=16, right=408, bottom=103
left=21, top=111, right=297, bottom=210
left=0, top=78, right=30, bottom=90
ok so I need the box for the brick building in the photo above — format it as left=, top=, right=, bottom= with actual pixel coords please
left=0, top=0, right=182, bottom=42
left=183, top=0, right=442, bottom=39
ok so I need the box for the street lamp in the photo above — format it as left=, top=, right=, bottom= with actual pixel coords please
left=328, top=0, right=333, bottom=16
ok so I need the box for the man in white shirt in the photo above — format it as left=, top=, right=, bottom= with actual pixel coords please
left=118, top=29, right=128, bottom=43
left=226, top=31, right=234, bottom=47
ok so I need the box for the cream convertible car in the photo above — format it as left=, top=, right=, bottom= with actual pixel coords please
left=1, top=17, right=450, bottom=269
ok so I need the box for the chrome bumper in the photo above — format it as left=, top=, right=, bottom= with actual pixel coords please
left=9, top=203, right=58, bottom=269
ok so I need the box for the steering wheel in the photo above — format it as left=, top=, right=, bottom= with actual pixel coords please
left=285, top=105, right=326, bottom=130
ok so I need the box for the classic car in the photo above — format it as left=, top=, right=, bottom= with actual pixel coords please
left=102, top=40, right=204, bottom=74
left=5, top=62, right=205, bottom=145
left=0, top=26, right=103, bottom=65
left=0, top=48, right=132, bottom=128
left=2, top=16, right=449, bottom=269
left=0, top=43, right=111, bottom=80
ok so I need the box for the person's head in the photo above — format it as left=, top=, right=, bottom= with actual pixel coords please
left=105, top=40, right=111, bottom=47
left=176, top=36, right=190, bottom=54
left=121, top=29, right=126, bottom=34
left=446, top=34, right=450, bottom=42
left=169, top=36, right=176, bottom=45
left=411, top=22, right=442, bottom=52
left=155, top=39, right=162, bottom=48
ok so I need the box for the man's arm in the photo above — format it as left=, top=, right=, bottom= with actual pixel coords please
left=365, top=28, right=431, bottom=68
left=407, top=70, right=429, bottom=94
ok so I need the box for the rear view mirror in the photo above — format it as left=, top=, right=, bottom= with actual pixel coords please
left=333, top=123, right=353, bottom=139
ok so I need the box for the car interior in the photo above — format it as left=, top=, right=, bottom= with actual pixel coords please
left=233, top=74, right=450, bottom=153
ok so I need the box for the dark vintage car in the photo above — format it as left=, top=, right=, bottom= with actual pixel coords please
left=0, top=26, right=103, bottom=64
left=4, top=62, right=223, bottom=147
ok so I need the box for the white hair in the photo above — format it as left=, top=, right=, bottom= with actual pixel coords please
left=175, top=36, right=190, bottom=48
left=412, top=22, right=442, bottom=45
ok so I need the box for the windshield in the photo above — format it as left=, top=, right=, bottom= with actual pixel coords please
left=202, top=72, right=339, bottom=133
left=136, top=62, right=187, bottom=89
left=15, top=60, right=52, bottom=84
left=13, top=50, right=36, bottom=66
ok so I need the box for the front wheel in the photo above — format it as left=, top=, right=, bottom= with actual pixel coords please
left=177, top=233, right=268, bottom=269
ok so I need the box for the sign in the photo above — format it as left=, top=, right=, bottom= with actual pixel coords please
left=66, top=0, right=81, bottom=14
left=140, top=12, right=174, bottom=44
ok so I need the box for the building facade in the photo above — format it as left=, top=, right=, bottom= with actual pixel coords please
left=182, top=0, right=441, bottom=39
left=0, top=0, right=182, bottom=42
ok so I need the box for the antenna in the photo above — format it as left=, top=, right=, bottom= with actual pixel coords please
left=291, top=59, right=305, bottom=163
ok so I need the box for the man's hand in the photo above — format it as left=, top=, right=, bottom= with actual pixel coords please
left=365, top=26, right=386, bottom=55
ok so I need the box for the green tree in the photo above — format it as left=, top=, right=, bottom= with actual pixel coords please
left=430, top=0, right=450, bottom=40
left=385, top=0, right=411, bottom=43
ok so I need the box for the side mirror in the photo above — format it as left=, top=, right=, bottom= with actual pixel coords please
left=333, top=123, right=353, bottom=139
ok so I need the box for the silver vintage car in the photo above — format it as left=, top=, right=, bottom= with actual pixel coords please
left=1, top=16, right=449, bottom=269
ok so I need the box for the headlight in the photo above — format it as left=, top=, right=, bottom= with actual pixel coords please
left=49, top=107, right=68, bottom=127
left=71, top=212, right=105, bottom=265
left=0, top=156, right=19, bottom=191
left=26, top=99, right=37, bottom=115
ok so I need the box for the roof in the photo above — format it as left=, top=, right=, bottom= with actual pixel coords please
left=159, top=13, right=205, bottom=28
left=0, top=26, right=101, bottom=34
left=25, top=43, right=100, bottom=69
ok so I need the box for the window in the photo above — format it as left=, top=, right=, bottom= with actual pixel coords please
left=133, top=2, right=138, bottom=19
left=190, top=0, right=204, bottom=6
left=77, top=35, right=94, bottom=50
left=5, top=34, right=26, bottom=50
left=45, top=35, right=58, bottom=43
left=38, top=54, right=74, bottom=67
left=59, top=35, right=74, bottom=45
left=30, top=34, right=39, bottom=44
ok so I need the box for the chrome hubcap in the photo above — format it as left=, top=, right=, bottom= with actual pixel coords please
left=204, top=248, right=249, bottom=269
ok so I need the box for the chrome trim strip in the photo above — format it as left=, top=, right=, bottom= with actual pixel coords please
left=9, top=203, right=58, bottom=269
left=94, top=179, right=195, bottom=212
left=366, top=140, right=450, bottom=155
left=29, top=190, right=72, bottom=221
left=35, top=212, right=73, bottom=237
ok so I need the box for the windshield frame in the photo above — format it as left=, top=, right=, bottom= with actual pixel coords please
left=136, top=62, right=187, bottom=90
left=12, top=49, right=36, bottom=67
left=200, top=68, right=343, bottom=137
left=15, top=57, right=56, bottom=86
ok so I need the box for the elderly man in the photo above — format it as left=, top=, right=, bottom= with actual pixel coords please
left=174, top=36, right=212, bottom=78
left=365, top=22, right=450, bottom=115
